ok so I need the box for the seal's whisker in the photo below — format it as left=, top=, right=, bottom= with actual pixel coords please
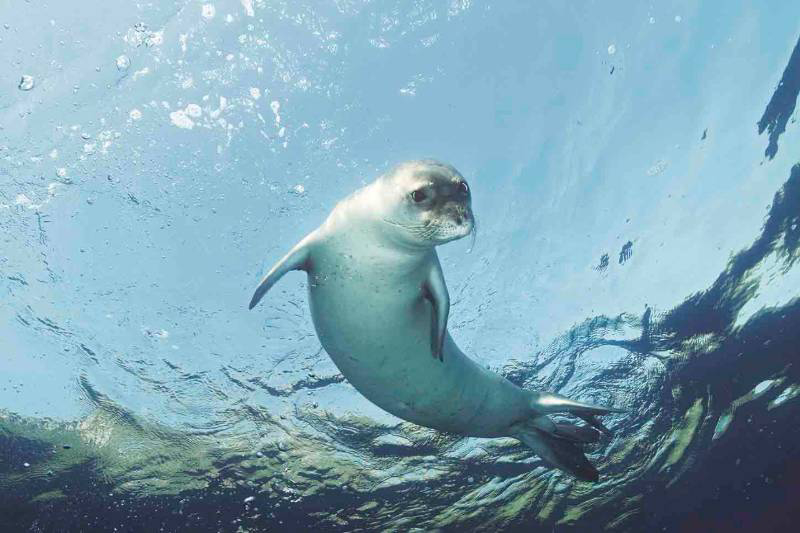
left=383, top=217, right=434, bottom=232
left=417, top=224, right=442, bottom=240
left=467, top=217, right=478, bottom=254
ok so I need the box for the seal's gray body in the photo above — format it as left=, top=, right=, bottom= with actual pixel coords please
left=308, top=196, right=528, bottom=436
left=249, top=162, right=620, bottom=481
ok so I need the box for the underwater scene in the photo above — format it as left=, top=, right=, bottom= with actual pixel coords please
left=2, top=0, right=800, bottom=531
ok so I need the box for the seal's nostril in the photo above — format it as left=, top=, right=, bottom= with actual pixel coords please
left=456, top=216, right=463, bottom=225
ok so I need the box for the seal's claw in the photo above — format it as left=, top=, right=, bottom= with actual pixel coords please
left=432, top=346, right=443, bottom=361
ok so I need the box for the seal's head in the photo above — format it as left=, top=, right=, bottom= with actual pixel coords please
left=379, top=160, right=474, bottom=248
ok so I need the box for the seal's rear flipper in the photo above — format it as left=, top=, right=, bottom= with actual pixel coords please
left=533, top=392, right=623, bottom=414
left=554, top=422, right=601, bottom=443
left=530, top=392, right=623, bottom=437
left=575, top=413, right=612, bottom=436
left=511, top=421, right=600, bottom=482
left=248, top=236, right=314, bottom=310
left=510, top=391, right=624, bottom=479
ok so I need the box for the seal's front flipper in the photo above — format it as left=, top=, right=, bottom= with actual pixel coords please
left=511, top=421, right=600, bottom=482
left=249, top=239, right=312, bottom=310
left=423, top=260, right=449, bottom=361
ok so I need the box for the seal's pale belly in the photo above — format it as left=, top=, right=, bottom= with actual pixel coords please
left=306, top=243, right=530, bottom=437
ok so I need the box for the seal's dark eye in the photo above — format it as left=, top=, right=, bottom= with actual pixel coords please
left=458, top=182, right=469, bottom=195
left=411, top=189, right=427, bottom=203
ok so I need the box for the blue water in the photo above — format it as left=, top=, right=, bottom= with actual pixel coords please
left=2, top=1, right=800, bottom=531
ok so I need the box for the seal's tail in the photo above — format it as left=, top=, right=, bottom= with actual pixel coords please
left=509, top=392, right=623, bottom=482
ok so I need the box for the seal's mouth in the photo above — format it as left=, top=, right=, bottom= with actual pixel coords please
left=432, top=215, right=475, bottom=244
left=383, top=212, right=475, bottom=245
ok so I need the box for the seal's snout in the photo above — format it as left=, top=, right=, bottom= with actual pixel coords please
left=439, top=203, right=474, bottom=242
left=450, top=204, right=471, bottom=226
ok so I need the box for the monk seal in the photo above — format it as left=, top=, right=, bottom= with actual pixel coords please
left=249, top=160, right=621, bottom=481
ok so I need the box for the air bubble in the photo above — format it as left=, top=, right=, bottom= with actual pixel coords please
left=18, top=75, right=35, bottom=91
left=116, top=54, right=130, bottom=71
left=202, top=4, right=216, bottom=19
